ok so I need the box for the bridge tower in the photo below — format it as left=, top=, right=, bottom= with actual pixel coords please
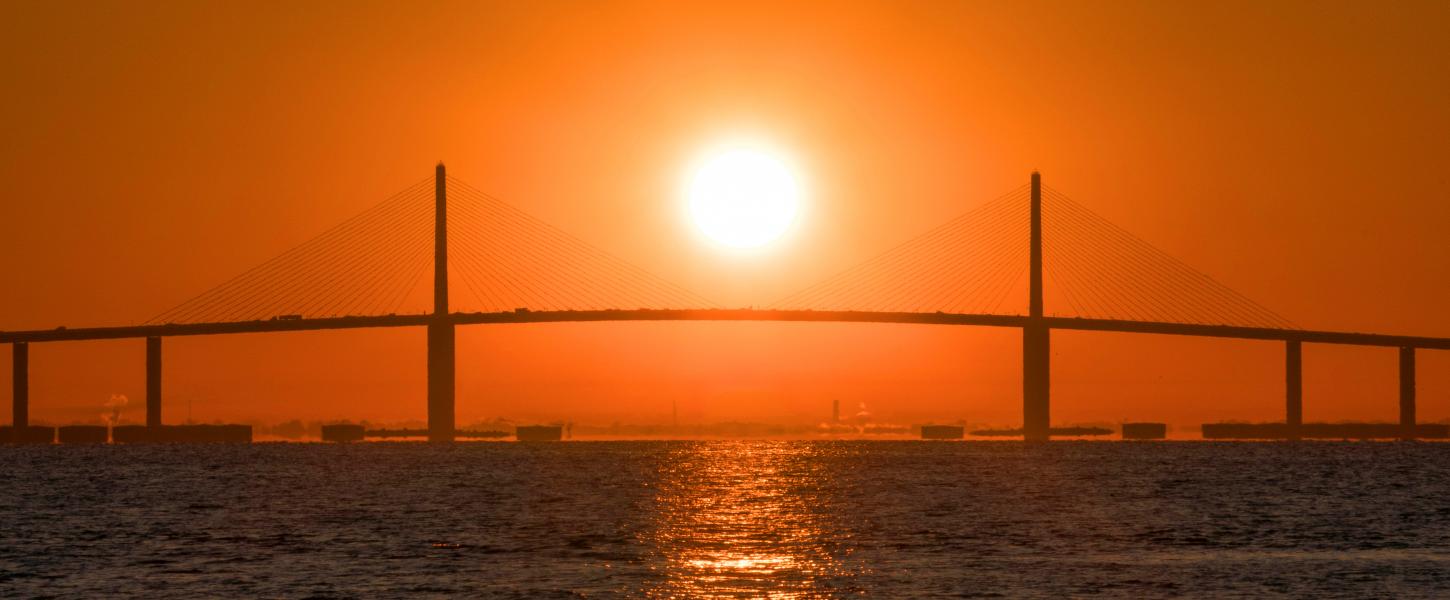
left=1023, top=172, right=1051, bottom=441
left=428, top=163, right=456, bottom=442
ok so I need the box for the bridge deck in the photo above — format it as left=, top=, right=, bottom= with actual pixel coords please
left=2, top=310, right=1447, bottom=350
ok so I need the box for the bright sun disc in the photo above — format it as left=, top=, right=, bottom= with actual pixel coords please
left=686, top=147, right=801, bottom=249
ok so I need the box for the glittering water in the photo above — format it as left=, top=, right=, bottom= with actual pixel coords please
left=4, top=441, right=1450, bottom=598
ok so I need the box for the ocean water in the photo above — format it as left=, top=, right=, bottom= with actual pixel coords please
left=3, top=441, right=1450, bottom=598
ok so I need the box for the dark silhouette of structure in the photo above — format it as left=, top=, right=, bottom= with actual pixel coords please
left=1286, top=341, right=1302, bottom=440
left=516, top=425, right=563, bottom=442
left=1121, top=423, right=1167, bottom=440
left=110, top=424, right=251, bottom=443
left=1401, top=346, right=1415, bottom=440
left=3, top=168, right=1446, bottom=442
left=147, top=336, right=161, bottom=427
left=428, top=163, right=456, bottom=443
left=1202, top=422, right=1448, bottom=440
left=321, top=424, right=366, bottom=443
left=0, top=425, right=53, bottom=444
left=920, top=425, right=965, bottom=440
left=359, top=428, right=507, bottom=440
left=57, top=425, right=107, bottom=444
left=11, top=342, right=26, bottom=428
left=970, top=426, right=1112, bottom=437
left=1023, top=172, right=1050, bottom=441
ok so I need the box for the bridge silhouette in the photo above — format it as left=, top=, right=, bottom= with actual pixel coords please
left=5, top=165, right=1446, bottom=441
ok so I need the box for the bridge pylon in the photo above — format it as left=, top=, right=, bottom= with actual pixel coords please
left=427, top=162, right=456, bottom=442
left=1023, top=171, right=1051, bottom=441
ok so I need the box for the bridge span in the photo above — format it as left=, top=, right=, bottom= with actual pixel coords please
left=6, top=308, right=1445, bottom=443
left=3, top=309, right=1450, bottom=349
left=5, top=166, right=1444, bottom=442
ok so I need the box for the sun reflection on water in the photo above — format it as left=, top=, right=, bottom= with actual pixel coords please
left=643, top=441, right=861, bottom=597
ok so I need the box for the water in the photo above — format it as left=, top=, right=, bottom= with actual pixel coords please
left=3, top=441, right=1450, bottom=598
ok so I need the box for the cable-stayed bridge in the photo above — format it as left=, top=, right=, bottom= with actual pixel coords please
left=5, top=165, right=1445, bottom=441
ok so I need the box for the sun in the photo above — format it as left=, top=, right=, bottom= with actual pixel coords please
left=685, top=145, right=803, bottom=249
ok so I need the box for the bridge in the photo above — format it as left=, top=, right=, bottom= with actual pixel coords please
left=5, top=165, right=1445, bottom=441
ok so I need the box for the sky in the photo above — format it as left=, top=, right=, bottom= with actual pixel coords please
left=2, top=1, right=1449, bottom=433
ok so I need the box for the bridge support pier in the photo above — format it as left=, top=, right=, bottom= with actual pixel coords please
left=147, top=337, right=162, bottom=427
left=12, top=342, right=27, bottom=427
left=427, top=322, right=455, bottom=442
left=1400, top=346, right=1415, bottom=440
left=1285, top=341, right=1301, bottom=440
left=1023, top=324, right=1050, bottom=442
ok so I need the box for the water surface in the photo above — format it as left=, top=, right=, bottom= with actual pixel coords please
left=3, top=441, right=1450, bottom=597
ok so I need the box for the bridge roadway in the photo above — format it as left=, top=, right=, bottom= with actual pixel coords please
left=3, top=309, right=1448, bottom=350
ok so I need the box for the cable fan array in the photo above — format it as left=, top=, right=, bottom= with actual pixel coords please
left=148, top=179, right=436, bottom=324
left=771, top=185, right=1031, bottom=314
left=772, top=183, right=1293, bottom=329
left=148, top=177, right=715, bottom=325
left=147, top=172, right=1291, bottom=330
left=1040, top=186, right=1294, bottom=329
left=445, top=177, right=715, bottom=312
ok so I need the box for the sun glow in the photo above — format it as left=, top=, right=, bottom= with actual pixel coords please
left=685, top=145, right=803, bottom=249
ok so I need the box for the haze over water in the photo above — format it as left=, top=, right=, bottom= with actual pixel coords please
left=5, top=441, right=1450, bottom=598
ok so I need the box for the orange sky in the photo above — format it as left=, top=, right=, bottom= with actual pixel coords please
left=2, top=1, right=1449, bottom=433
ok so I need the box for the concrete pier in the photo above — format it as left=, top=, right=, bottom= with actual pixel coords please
left=147, top=336, right=162, bottom=427
left=1400, top=346, right=1415, bottom=440
left=321, top=424, right=366, bottom=442
left=11, top=342, right=27, bottom=428
left=1204, top=421, right=1448, bottom=440
left=1122, top=423, right=1167, bottom=440
left=58, top=425, right=107, bottom=444
left=1023, top=325, right=1050, bottom=441
left=427, top=322, right=455, bottom=442
left=516, top=425, right=563, bottom=441
left=112, top=424, right=251, bottom=443
left=1, top=426, right=53, bottom=444
left=1286, top=341, right=1302, bottom=440
left=920, top=425, right=966, bottom=440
